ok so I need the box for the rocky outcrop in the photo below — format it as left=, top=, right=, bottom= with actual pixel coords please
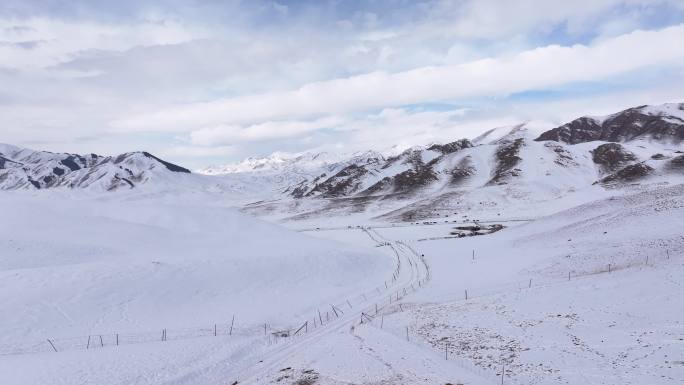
left=536, top=103, right=684, bottom=144
left=304, top=164, right=369, bottom=198
left=363, top=167, right=439, bottom=196
left=597, top=163, right=654, bottom=185
left=544, top=142, right=578, bottom=167
left=449, top=157, right=476, bottom=186
left=487, top=138, right=524, bottom=185
left=591, top=143, right=638, bottom=173
left=667, top=155, right=684, bottom=172
left=426, top=139, right=472, bottom=155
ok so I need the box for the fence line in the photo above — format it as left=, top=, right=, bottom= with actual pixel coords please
left=1, top=232, right=419, bottom=357
left=3, top=234, right=673, bottom=385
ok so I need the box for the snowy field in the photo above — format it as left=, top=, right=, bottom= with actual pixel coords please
left=1, top=183, right=682, bottom=384
left=0, top=191, right=396, bottom=384
left=273, top=183, right=684, bottom=385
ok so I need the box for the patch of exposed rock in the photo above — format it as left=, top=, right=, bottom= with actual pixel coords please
left=362, top=166, right=438, bottom=196
left=596, top=163, right=654, bottom=185
left=427, top=139, right=472, bottom=155
left=667, top=155, right=684, bottom=172
left=544, top=142, right=578, bottom=167
left=487, top=138, right=524, bottom=185
left=449, top=156, right=476, bottom=186
left=591, top=143, right=638, bottom=173
left=305, top=164, right=368, bottom=198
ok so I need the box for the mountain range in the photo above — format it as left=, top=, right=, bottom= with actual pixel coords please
left=2, top=102, right=683, bottom=222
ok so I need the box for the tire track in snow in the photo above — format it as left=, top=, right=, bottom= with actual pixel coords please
left=233, top=239, right=429, bottom=384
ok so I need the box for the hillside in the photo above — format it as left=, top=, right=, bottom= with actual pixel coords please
left=0, top=192, right=393, bottom=384
left=236, top=103, right=684, bottom=225
left=0, top=144, right=191, bottom=191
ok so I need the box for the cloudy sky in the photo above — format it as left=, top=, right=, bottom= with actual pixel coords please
left=1, top=0, right=684, bottom=168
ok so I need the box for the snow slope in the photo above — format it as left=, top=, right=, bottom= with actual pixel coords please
left=0, top=191, right=394, bottom=384
left=243, top=124, right=684, bottom=228
left=275, top=183, right=683, bottom=385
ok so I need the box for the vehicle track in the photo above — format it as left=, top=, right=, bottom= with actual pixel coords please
left=233, top=238, right=429, bottom=384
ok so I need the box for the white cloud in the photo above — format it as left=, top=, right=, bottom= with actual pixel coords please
left=158, top=145, right=236, bottom=158
left=189, top=116, right=345, bottom=145
left=1, top=1, right=683, bottom=169
left=114, top=24, right=684, bottom=132
left=0, top=17, right=208, bottom=69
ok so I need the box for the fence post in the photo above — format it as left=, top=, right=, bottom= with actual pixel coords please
left=47, top=339, right=58, bottom=352
left=87, top=335, right=91, bottom=349
left=99, top=335, right=103, bottom=347
left=214, top=324, right=217, bottom=336
left=230, top=315, right=235, bottom=336
left=608, top=263, right=611, bottom=273
left=445, top=342, right=448, bottom=360
left=406, top=326, right=409, bottom=341
left=465, top=289, right=468, bottom=300
left=528, top=278, right=532, bottom=288
left=568, top=271, right=571, bottom=281
left=116, top=333, right=119, bottom=346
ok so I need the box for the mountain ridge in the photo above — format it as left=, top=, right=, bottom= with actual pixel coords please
left=2, top=103, right=683, bottom=223
left=0, top=144, right=190, bottom=191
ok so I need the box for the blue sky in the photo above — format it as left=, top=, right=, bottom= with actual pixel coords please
left=1, top=0, right=683, bottom=168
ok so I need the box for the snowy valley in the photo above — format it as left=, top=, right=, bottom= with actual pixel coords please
left=1, top=103, right=683, bottom=385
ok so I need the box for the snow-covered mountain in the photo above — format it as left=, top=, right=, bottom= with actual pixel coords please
left=199, top=151, right=335, bottom=175
left=536, top=102, right=684, bottom=144
left=2, top=102, right=682, bottom=219
left=0, top=144, right=191, bottom=191
left=243, top=103, right=684, bottom=223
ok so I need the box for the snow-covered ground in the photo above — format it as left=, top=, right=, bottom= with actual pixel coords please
left=263, top=183, right=684, bottom=384
left=0, top=191, right=396, bottom=384
left=1, top=183, right=682, bottom=384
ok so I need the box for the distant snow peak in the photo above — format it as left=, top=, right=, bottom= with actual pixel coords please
left=0, top=144, right=190, bottom=191
left=198, top=151, right=334, bottom=175
left=472, top=123, right=528, bottom=145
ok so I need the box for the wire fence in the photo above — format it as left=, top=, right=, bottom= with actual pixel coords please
left=1, top=231, right=676, bottom=385
left=358, top=243, right=679, bottom=385
left=0, top=232, right=424, bottom=357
